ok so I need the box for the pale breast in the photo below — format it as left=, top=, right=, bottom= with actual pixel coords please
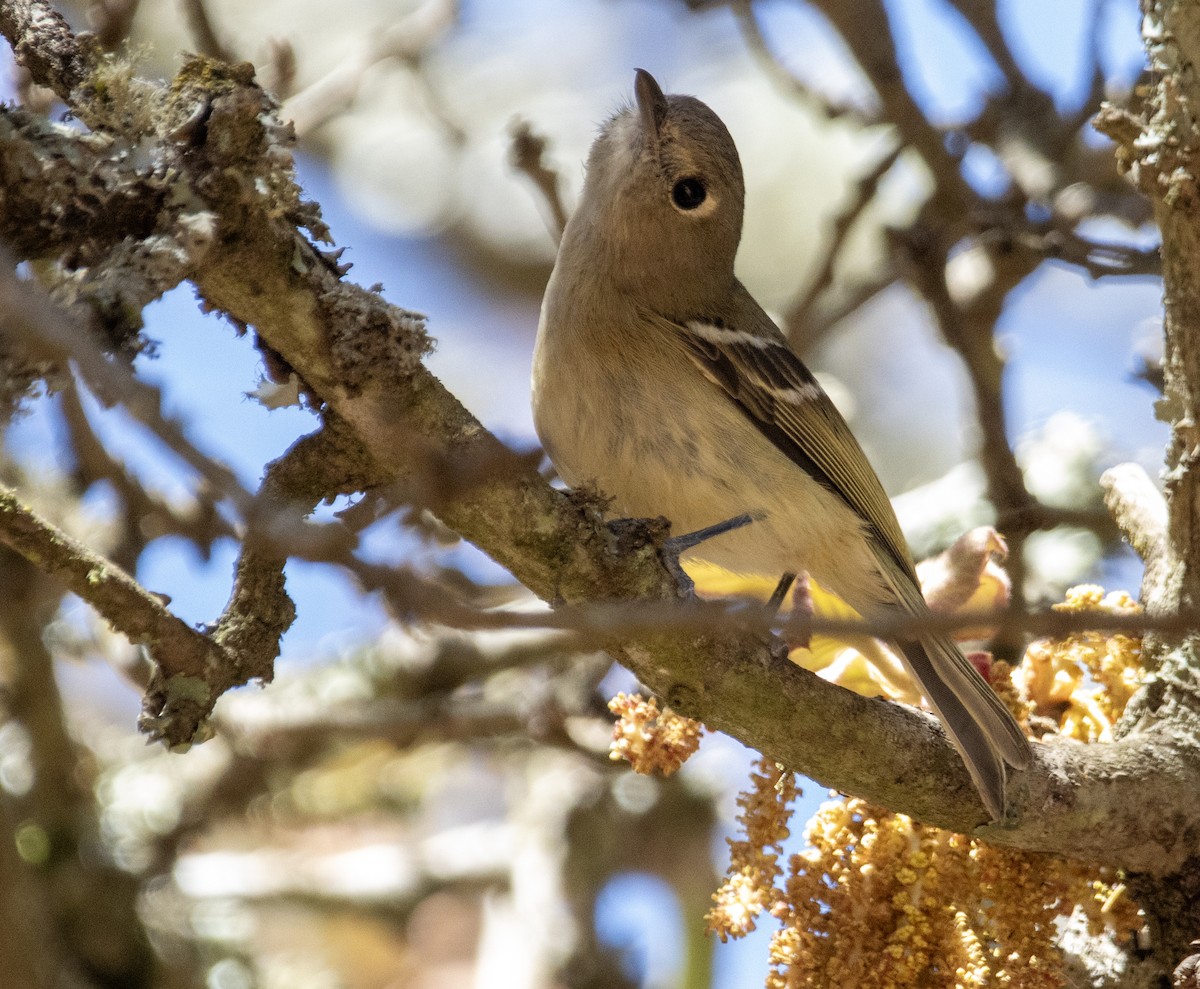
left=532, top=314, right=892, bottom=612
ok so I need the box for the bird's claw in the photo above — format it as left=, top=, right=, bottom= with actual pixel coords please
left=659, top=512, right=756, bottom=592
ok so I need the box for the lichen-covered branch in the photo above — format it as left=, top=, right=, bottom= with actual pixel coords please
left=0, top=0, right=92, bottom=101
left=1091, top=0, right=1200, bottom=969
left=0, top=481, right=237, bottom=742
left=209, top=421, right=388, bottom=682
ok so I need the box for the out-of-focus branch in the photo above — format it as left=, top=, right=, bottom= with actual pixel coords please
left=0, top=791, right=97, bottom=989
left=281, top=0, right=459, bottom=137
left=786, top=142, right=902, bottom=349
left=509, top=119, right=568, bottom=244
left=942, top=0, right=1026, bottom=91
left=60, top=382, right=236, bottom=572
left=892, top=220, right=1041, bottom=612
left=180, top=0, right=233, bottom=62
left=1101, top=463, right=1168, bottom=600
left=1037, top=229, right=1160, bottom=279
left=86, top=0, right=142, bottom=51
left=805, top=0, right=975, bottom=216
left=730, top=0, right=875, bottom=123
left=0, top=543, right=157, bottom=987
left=0, top=259, right=255, bottom=518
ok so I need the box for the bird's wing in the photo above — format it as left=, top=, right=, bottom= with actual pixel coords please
left=651, top=304, right=917, bottom=584
left=652, top=303, right=1033, bottom=789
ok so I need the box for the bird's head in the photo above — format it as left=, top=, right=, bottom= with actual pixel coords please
left=571, top=69, right=746, bottom=313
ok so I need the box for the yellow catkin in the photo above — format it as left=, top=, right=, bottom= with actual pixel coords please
left=607, top=692, right=702, bottom=776
left=713, top=585, right=1143, bottom=988
left=707, top=757, right=800, bottom=940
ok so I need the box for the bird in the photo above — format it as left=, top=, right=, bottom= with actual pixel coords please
left=531, top=69, right=1030, bottom=821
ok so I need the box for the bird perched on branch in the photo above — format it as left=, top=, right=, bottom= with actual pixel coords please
left=531, top=69, right=1030, bottom=820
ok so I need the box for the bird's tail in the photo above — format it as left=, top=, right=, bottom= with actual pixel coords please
left=897, top=632, right=1031, bottom=821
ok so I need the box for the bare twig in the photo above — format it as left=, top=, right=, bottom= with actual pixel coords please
left=509, top=118, right=569, bottom=244
left=795, top=273, right=897, bottom=343
left=60, top=383, right=235, bottom=572
left=281, top=0, right=459, bottom=137
left=975, top=216, right=1161, bottom=279
left=806, top=0, right=976, bottom=214
left=260, top=37, right=297, bottom=99
left=0, top=258, right=256, bottom=520
left=87, top=0, right=143, bottom=51
left=1039, top=229, right=1161, bottom=279
left=1065, top=0, right=1112, bottom=133
left=786, top=142, right=903, bottom=348
left=1101, top=463, right=1168, bottom=566
left=180, top=0, right=234, bottom=63
left=942, top=0, right=1027, bottom=92
left=731, top=0, right=876, bottom=123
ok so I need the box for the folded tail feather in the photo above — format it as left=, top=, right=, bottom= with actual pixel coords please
left=897, top=634, right=1029, bottom=820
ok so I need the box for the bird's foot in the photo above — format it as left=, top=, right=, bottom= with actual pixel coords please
left=659, top=512, right=756, bottom=590
left=781, top=573, right=813, bottom=649
left=766, top=572, right=797, bottom=615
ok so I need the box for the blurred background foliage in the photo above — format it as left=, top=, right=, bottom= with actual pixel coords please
left=0, top=0, right=1164, bottom=987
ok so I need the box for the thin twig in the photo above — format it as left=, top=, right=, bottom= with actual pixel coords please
left=281, top=0, right=459, bottom=137
left=1102, top=462, right=1169, bottom=607
left=509, top=118, right=569, bottom=244
left=60, top=381, right=236, bottom=571
left=1066, top=0, right=1112, bottom=133
left=806, top=0, right=978, bottom=215
left=786, top=142, right=903, bottom=347
left=0, top=258, right=257, bottom=521
left=179, top=0, right=234, bottom=62
left=731, top=0, right=876, bottom=123
left=942, top=0, right=1027, bottom=92
left=88, top=0, right=143, bottom=51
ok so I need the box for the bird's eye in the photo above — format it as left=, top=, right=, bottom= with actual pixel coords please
left=671, top=177, right=707, bottom=211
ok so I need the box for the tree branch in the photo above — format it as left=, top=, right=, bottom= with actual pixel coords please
left=0, top=481, right=238, bottom=744
left=0, top=0, right=92, bottom=102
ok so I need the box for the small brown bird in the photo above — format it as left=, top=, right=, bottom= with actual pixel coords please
left=531, top=70, right=1030, bottom=819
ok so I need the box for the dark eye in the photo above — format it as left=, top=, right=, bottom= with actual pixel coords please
left=671, top=177, right=707, bottom=210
